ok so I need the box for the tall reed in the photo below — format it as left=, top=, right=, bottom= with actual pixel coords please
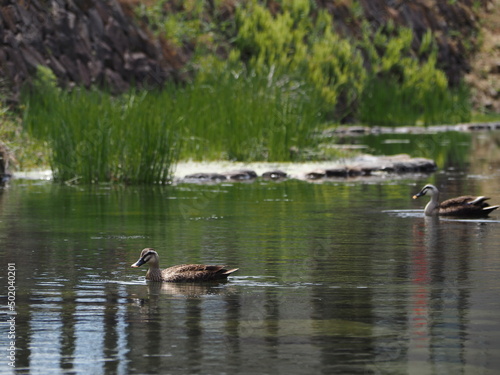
left=179, top=68, right=325, bottom=161
left=358, top=77, right=471, bottom=126
left=22, top=66, right=328, bottom=183
left=23, top=85, right=180, bottom=184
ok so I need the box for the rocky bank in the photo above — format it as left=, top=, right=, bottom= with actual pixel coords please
left=0, top=0, right=184, bottom=101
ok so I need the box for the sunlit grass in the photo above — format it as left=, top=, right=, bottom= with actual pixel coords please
left=178, top=71, right=325, bottom=161
left=471, top=111, right=500, bottom=123
left=23, top=86, right=180, bottom=184
left=22, top=69, right=328, bottom=183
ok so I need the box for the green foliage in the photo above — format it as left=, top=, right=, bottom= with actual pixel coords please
left=359, top=24, right=471, bottom=125
left=34, top=65, right=58, bottom=89
left=235, top=2, right=364, bottom=119
left=235, top=1, right=309, bottom=72
left=306, top=10, right=365, bottom=119
left=134, top=0, right=472, bottom=126
left=135, top=0, right=203, bottom=46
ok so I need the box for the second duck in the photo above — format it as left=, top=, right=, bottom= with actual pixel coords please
left=413, top=184, right=499, bottom=217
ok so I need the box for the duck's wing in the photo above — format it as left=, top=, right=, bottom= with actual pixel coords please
left=166, top=264, right=227, bottom=273
left=439, top=195, right=497, bottom=216
left=163, top=264, right=238, bottom=281
left=440, top=195, right=478, bottom=209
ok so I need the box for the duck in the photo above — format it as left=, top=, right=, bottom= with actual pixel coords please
left=412, top=184, right=499, bottom=217
left=131, top=248, right=239, bottom=282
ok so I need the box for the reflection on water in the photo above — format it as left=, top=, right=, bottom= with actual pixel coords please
left=1, top=136, right=500, bottom=374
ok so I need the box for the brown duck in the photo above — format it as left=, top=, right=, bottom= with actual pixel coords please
left=131, top=248, right=239, bottom=282
left=413, top=184, right=499, bottom=217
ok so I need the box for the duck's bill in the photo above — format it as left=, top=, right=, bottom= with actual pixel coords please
left=412, top=194, right=419, bottom=199
left=131, top=258, right=146, bottom=268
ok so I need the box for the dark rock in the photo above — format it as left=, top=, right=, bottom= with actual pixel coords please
left=262, top=170, right=287, bottom=180
left=347, top=167, right=363, bottom=176
left=306, top=170, right=326, bottom=180
left=306, top=155, right=436, bottom=180
left=324, top=168, right=348, bottom=177
left=0, top=6, right=18, bottom=30
left=184, top=173, right=227, bottom=182
left=224, top=170, right=257, bottom=180
left=0, top=143, right=12, bottom=185
left=104, top=68, right=128, bottom=93
left=19, top=46, right=45, bottom=72
left=77, top=59, right=91, bottom=87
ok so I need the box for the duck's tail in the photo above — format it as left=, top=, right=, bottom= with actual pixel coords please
left=483, top=205, right=499, bottom=214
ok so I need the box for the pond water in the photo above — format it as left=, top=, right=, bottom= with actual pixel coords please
left=1, top=132, right=500, bottom=374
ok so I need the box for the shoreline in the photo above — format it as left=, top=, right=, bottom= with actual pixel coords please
left=10, top=154, right=436, bottom=183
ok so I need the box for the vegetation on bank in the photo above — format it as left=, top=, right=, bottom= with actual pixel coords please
left=14, top=0, right=487, bottom=183
left=136, top=0, right=471, bottom=125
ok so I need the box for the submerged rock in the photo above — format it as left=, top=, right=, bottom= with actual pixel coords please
left=184, top=173, right=227, bottom=182
left=176, top=155, right=437, bottom=184
left=305, top=170, right=326, bottom=180
left=304, top=155, right=436, bottom=181
left=223, top=170, right=257, bottom=180
left=262, top=170, right=287, bottom=180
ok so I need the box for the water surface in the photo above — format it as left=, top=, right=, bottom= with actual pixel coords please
left=1, top=134, right=500, bottom=374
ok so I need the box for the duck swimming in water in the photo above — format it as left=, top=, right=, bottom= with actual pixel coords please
left=413, top=184, right=499, bottom=217
left=131, top=248, right=239, bottom=282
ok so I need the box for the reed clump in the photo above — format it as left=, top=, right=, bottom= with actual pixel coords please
left=23, top=68, right=180, bottom=184
left=22, top=65, right=327, bottom=183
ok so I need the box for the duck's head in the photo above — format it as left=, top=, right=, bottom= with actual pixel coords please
left=131, top=248, right=159, bottom=268
left=413, top=184, right=438, bottom=199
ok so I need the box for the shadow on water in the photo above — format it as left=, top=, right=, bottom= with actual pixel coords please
left=1, top=131, right=500, bottom=374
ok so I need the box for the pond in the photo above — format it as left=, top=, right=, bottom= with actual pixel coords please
left=1, top=131, right=500, bottom=374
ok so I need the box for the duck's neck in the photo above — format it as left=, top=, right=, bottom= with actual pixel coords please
left=146, top=264, right=163, bottom=281
left=424, top=192, right=440, bottom=216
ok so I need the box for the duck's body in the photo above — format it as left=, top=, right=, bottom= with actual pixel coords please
left=413, top=184, right=499, bottom=217
left=131, top=248, right=238, bottom=282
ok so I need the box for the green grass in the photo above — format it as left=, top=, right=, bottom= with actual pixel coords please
left=471, top=111, right=500, bottom=123
left=178, top=69, right=325, bottom=161
left=23, top=86, right=180, bottom=184
left=22, top=68, right=328, bottom=184
left=359, top=78, right=471, bottom=126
